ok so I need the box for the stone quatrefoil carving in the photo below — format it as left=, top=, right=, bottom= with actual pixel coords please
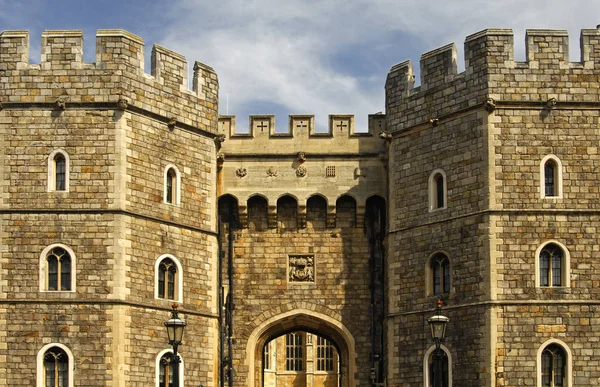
left=289, top=255, right=314, bottom=282
left=236, top=167, right=247, bottom=178
left=296, top=165, right=307, bottom=178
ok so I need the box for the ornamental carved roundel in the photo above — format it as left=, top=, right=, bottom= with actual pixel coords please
left=236, top=167, right=247, bottom=178
left=267, top=166, right=278, bottom=177
left=296, top=165, right=307, bottom=178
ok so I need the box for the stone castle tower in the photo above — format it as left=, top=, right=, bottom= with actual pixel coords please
left=1, top=26, right=600, bottom=387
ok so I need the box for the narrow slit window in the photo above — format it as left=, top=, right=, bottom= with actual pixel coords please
left=54, top=154, right=66, bottom=191
left=166, top=168, right=175, bottom=204
left=429, top=170, right=447, bottom=211
left=544, top=161, right=556, bottom=197
left=435, top=174, right=444, bottom=208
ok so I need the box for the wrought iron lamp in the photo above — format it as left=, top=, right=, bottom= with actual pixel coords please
left=165, top=304, right=187, bottom=387
left=427, top=299, right=449, bottom=387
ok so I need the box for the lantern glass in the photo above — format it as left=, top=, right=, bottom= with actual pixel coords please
left=165, top=317, right=187, bottom=344
left=427, top=314, right=449, bottom=340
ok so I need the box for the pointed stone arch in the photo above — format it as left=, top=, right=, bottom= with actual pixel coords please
left=245, top=306, right=357, bottom=387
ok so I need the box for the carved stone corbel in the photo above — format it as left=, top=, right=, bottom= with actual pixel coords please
left=217, top=153, right=225, bottom=170
left=55, top=98, right=66, bottom=110
left=546, top=97, right=557, bottom=109
left=117, top=98, right=128, bottom=111
left=214, top=135, right=225, bottom=151
left=484, top=98, right=496, bottom=112
left=168, top=117, right=177, bottom=130
left=297, top=152, right=306, bottom=163
left=429, top=118, right=439, bottom=127
left=379, top=131, right=392, bottom=142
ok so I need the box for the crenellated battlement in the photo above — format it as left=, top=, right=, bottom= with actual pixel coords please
left=218, top=113, right=386, bottom=155
left=0, top=29, right=219, bottom=133
left=386, top=26, right=600, bottom=131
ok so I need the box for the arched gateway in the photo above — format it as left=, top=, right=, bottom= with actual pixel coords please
left=245, top=309, right=357, bottom=387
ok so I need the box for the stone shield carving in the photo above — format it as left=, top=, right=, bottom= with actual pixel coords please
left=289, top=255, right=314, bottom=282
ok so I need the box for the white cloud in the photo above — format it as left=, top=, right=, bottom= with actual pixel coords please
left=90, top=1, right=600, bottom=130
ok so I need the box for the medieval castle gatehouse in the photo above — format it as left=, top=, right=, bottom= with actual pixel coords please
left=1, top=25, right=600, bottom=386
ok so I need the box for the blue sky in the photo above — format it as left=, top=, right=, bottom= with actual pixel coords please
left=2, top=0, right=600, bottom=132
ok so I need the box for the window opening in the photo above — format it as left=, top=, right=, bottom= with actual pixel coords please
left=46, top=247, right=71, bottom=291
left=285, top=332, right=303, bottom=371
left=43, top=347, right=69, bottom=387
left=540, top=244, right=563, bottom=287
left=541, top=344, right=565, bottom=387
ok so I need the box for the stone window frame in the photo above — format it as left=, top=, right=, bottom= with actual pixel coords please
left=154, top=254, right=183, bottom=303
left=535, top=241, right=571, bottom=288
left=425, top=251, right=452, bottom=297
left=428, top=169, right=447, bottom=212
left=285, top=332, right=304, bottom=372
left=316, top=335, right=336, bottom=372
left=155, top=348, right=185, bottom=387
left=423, top=344, right=452, bottom=387
left=537, top=339, right=572, bottom=387
left=540, top=155, right=563, bottom=199
left=39, top=244, right=77, bottom=293
left=163, top=164, right=182, bottom=206
left=47, top=149, right=70, bottom=192
left=262, top=341, right=274, bottom=371
left=37, top=343, right=74, bottom=387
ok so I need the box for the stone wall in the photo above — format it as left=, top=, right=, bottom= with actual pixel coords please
left=0, top=29, right=219, bottom=386
left=386, top=26, right=600, bottom=387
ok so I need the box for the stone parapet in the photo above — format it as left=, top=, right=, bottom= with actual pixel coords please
left=386, top=27, right=600, bottom=133
left=0, top=29, right=219, bottom=135
left=218, top=113, right=386, bottom=155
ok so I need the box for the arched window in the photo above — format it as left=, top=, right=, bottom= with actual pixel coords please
left=536, top=242, right=570, bottom=288
left=427, top=252, right=451, bottom=296
left=540, top=155, right=563, bottom=198
left=37, top=344, right=73, bottom=387
left=277, top=195, right=298, bottom=229
left=39, top=244, right=76, bottom=292
left=155, top=254, right=183, bottom=302
left=248, top=195, right=268, bottom=231
left=336, top=195, right=356, bottom=228
left=538, top=340, right=572, bottom=387
left=428, top=169, right=447, bottom=211
left=155, top=349, right=184, bottom=387
left=164, top=165, right=181, bottom=205
left=306, top=195, right=327, bottom=229
left=47, top=150, right=70, bottom=192
left=423, top=345, right=452, bottom=387
left=542, top=345, right=565, bottom=386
